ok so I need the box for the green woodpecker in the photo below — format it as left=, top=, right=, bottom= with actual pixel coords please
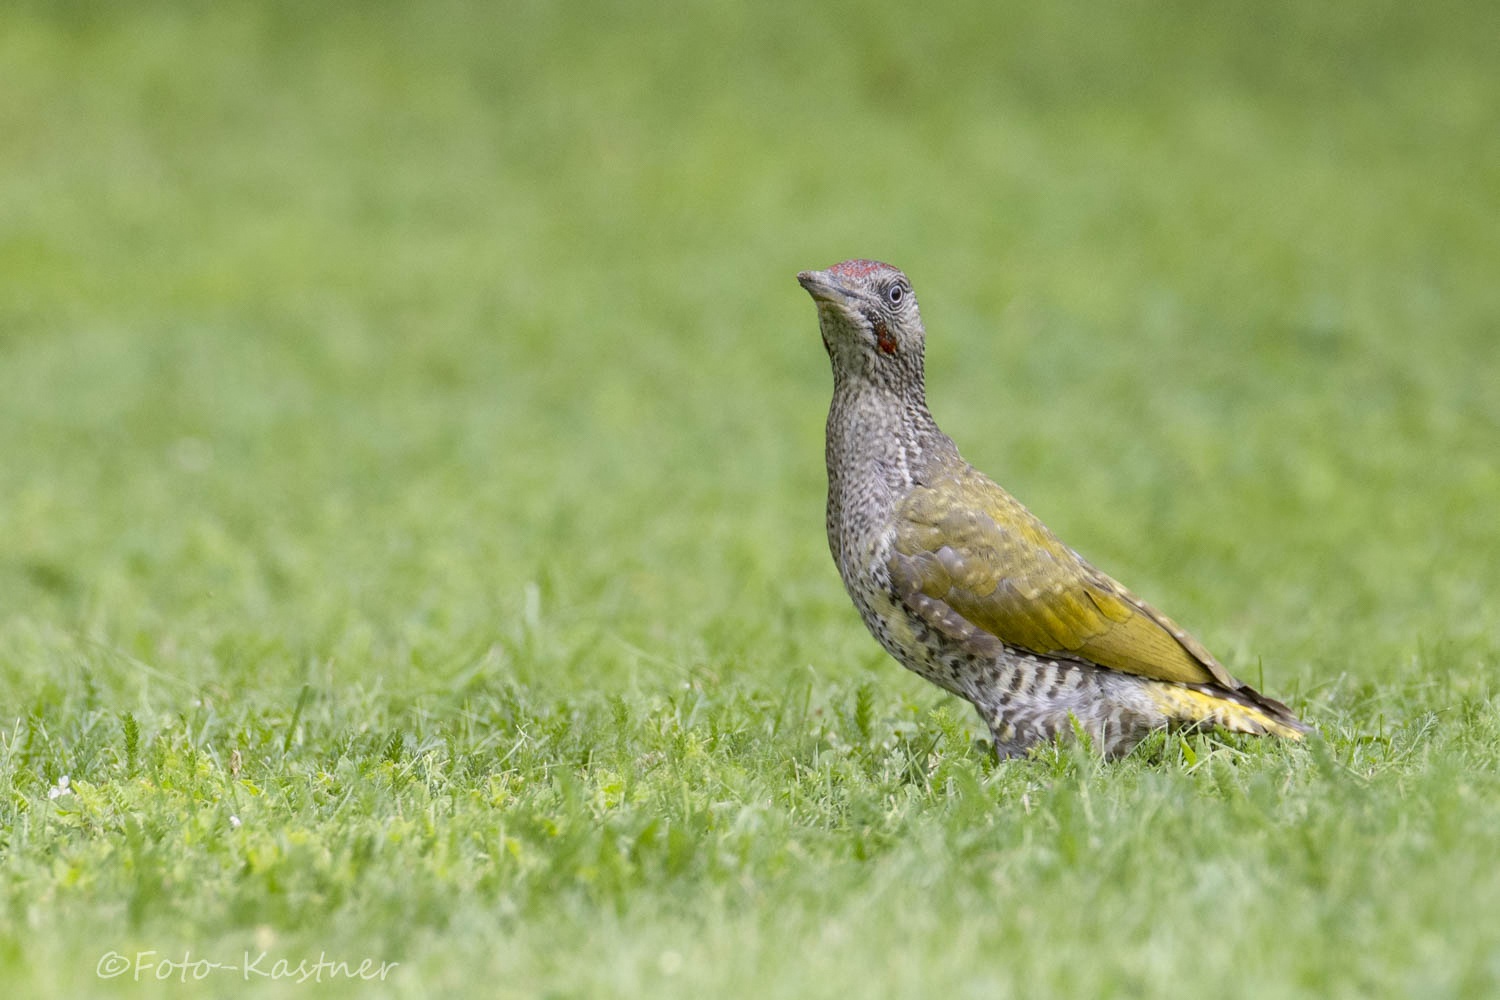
left=799, top=258, right=1309, bottom=758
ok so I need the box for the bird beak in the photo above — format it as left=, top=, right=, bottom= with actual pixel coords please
left=797, top=269, right=855, bottom=306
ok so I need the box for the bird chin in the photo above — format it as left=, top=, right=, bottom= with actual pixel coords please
left=811, top=296, right=866, bottom=327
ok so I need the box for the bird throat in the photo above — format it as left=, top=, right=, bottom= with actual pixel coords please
left=826, top=380, right=952, bottom=513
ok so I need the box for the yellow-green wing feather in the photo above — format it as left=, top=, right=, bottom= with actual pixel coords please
left=890, top=467, right=1241, bottom=689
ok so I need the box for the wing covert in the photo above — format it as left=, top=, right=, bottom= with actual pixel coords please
left=890, top=469, right=1239, bottom=689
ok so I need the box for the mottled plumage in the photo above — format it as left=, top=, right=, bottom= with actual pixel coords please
left=798, top=258, right=1309, bottom=758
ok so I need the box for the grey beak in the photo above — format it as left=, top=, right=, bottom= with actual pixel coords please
left=797, top=269, right=854, bottom=304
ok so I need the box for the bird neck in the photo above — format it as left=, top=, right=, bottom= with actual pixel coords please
left=829, top=337, right=927, bottom=400
left=826, top=376, right=956, bottom=507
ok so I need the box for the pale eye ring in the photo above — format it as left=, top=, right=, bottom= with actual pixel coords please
left=886, top=283, right=905, bottom=307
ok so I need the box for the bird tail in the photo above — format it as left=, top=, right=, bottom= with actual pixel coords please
left=1148, top=681, right=1311, bottom=740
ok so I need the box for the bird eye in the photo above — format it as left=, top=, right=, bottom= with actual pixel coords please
left=886, top=283, right=905, bottom=307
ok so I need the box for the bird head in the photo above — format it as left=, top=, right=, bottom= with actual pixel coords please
left=797, top=259, right=927, bottom=395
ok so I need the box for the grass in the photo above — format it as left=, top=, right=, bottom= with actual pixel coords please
left=2, top=0, right=1499, bottom=995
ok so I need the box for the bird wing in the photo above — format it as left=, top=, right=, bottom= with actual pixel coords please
left=888, top=467, right=1243, bottom=689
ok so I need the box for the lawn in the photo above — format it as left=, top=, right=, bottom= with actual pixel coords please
left=2, top=0, right=1499, bottom=996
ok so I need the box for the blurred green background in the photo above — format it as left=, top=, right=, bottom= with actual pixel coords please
left=5, top=0, right=1496, bottom=697
left=2, top=0, right=1498, bottom=996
